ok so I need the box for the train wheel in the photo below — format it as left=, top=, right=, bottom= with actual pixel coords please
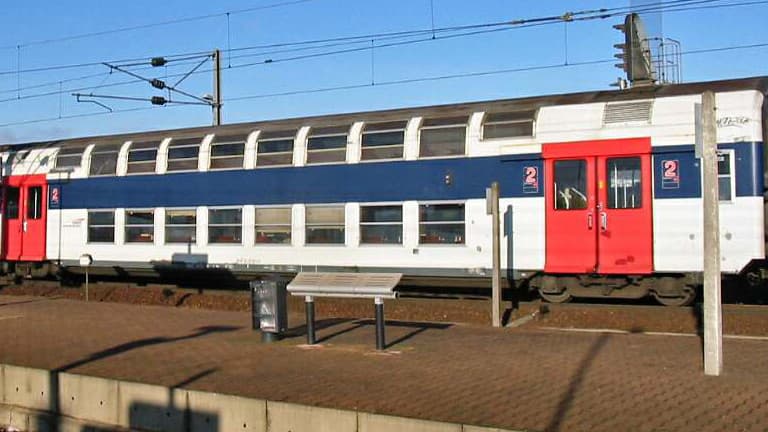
left=652, top=287, right=696, bottom=307
left=539, top=288, right=573, bottom=304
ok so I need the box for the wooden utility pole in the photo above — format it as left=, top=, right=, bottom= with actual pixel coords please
left=487, top=182, right=502, bottom=327
left=701, top=90, right=723, bottom=376
left=213, top=49, right=222, bottom=126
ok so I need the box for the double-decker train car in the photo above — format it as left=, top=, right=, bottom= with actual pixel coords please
left=1, top=76, right=765, bottom=305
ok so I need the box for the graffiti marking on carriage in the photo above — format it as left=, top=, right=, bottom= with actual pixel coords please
left=717, top=116, right=750, bottom=128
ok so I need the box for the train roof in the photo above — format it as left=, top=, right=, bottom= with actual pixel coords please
left=3, top=75, right=767, bottom=152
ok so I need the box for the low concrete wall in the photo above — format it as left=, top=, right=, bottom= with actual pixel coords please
left=0, top=363, right=519, bottom=432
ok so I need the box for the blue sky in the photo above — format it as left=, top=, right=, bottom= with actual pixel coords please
left=0, top=0, right=765, bottom=144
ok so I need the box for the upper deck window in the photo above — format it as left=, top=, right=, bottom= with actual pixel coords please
left=166, top=137, right=202, bottom=172
left=210, top=134, right=246, bottom=170
left=482, top=111, right=535, bottom=139
left=54, top=144, right=89, bottom=170
left=257, top=130, right=295, bottom=167
left=127, top=141, right=160, bottom=174
left=419, top=117, right=467, bottom=158
left=361, top=121, right=406, bottom=161
left=89, top=143, right=122, bottom=176
left=306, top=126, right=348, bottom=165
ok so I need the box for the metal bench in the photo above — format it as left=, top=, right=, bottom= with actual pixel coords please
left=287, top=272, right=402, bottom=350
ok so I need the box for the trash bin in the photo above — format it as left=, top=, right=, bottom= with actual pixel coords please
left=250, top=277, right=288, bottom=342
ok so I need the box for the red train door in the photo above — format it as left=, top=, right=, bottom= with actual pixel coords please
left=543, top=138, right=653, bottom=275
left=2, top=175, right=47, bottom=261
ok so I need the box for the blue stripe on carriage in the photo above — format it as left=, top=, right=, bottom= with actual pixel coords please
left=50, top=154, right=546, bottom=209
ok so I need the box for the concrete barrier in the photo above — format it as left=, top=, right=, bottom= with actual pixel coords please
left=0, top=363, right=523, bottom=432
left=267, top=401, right=357, bottom=432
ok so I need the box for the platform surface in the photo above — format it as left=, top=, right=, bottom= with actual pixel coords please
left=0, top=294, right=767, bottom=432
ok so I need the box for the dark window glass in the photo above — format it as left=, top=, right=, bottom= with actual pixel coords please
left=718, top=177, right=732, bottom=201
left=166, top=227, right=196, bottom=243
left=360, top=205, right=403, bottom=244
left=88, top=210, right=115, bottom=243
left=26, top=186, right=43, bottom=220
left=125, top=210, right=154, bottom=243
left=127, top=142, right=159, bottom=174
left=717, top=152, right=731, bottom=175
left=361, top=128, right=405, bottom=161
left=307, top=135, right=347, bottom=150
left=165, top=209, right=196, bottom=243
left=167, top=138, right=201, bottom=172
left=306, top=149, right=346, bottom=164
left=554, top=160, right=587, bottom=210
left=419, top=204, right=465, bottom=244
left=306, top=206, right=344, bottom=244
left=362, top=130, right=405, bottom=148
left=211, top=142, right=244, bottom=158
left=607, top=157, right=642, bottom=209
left=90, top=153, right=118, bottom=176
left=209, top=208, right=242, bottom=224
left=259, top=139, right=293, bottom=154
left=420, top=126, right=466, bottom=157
left=718, top=151, right=733, bottom=201
left=483, top=122, right=533, bottom=139
left=165, top=210, right=196, bottom=225
left=210, top=136, right=245, bottom=171
left=209, top=208, right=242, bottom=244
left=5, top=187, right=19, bottom=219
left=168, top=146, right=199, bottom=160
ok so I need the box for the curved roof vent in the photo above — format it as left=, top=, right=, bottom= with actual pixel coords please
left=603, top=100, right=653, bottom=125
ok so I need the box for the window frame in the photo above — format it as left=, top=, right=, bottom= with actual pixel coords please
left=418, top=117, right=468, bottom=159
left=88, top=143, right=123, bottom=177
left=126, top=141, right=160, bottom=175
left=717, top=149, right=736, bottom=203
left=254, top=205, right=293, bottom=245
left=164, top=208, right=197, bottom=244
left=124, top=209, right=155, bottom=244
left=418, top=201, right=466, bottom=246
left=360, top=121, right=407, bottom=162
left=256, top=130, right=296, bottom=168
left=481, top=111, right=536, bottom=140
left=306, top=126, right=349, bottom=165
left=207, top=207, right=243, bottom=245
left=54, top=145, right=89, bottom=170
left=359, top=203, right=404, bottom=246
left=209, top=135, right=247, bottom=171
left=166, top=137, right=202, bottom=173
left=87, top=210, right=116, bottom=244
left=305, top=204, right=346, bottom=245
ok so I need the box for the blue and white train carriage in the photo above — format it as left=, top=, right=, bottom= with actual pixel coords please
left=1, top=76, right=765, bottom=305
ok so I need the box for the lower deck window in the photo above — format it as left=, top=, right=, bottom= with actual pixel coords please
left=255, top=207, right=292, bottom=244
left=360, top=205, right=402, bottom=244
left=165, top=209, right=196, bottom=243
left=718, top=150, right=735, bottom=201
left=208, top=208, right=242, bottom=244
left=419, top=203, right=465, bottom=244
left=125, top=210, right=154, bottom=243
left=306, top=206, right=345, bottom=244
left=88, top=210, right=115, bottom=243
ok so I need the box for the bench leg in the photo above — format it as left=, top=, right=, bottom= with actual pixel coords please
left=306, top=296, right=316, bottom=345
left=375, top=297, right=385, bottom=350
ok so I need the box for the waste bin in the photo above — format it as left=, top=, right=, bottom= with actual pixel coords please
left=251, top=277, right=288, bottom=342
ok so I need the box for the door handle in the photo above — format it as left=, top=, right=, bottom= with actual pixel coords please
left=600, top=212, right=607, bottom=231
left=22, top=220, right=28, bottom=233
left=587, top=213, right=593, bottom=229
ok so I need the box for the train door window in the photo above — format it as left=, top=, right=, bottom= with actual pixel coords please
left=5, top=187, right=20, bottom=220
left=54, top=144, right=88, bottom=170
left=125, top=210, right=155, bottom=243
left=418, top=203, right=465, bottom=244
left=257, top=130, right=295, bottom=167
left=553, top=160, right=588, bottom=210
left=306, top=126, right=348, bottom=165
left=255, top=207, right=292, bottom=244
left=26, top=186, right=43, bottom=220
left=208, top=208, right=243, bottom=244
left=89, top=143, right=122, bottom=176
left=127, top=141, right=160, bottom=174
left=482, top=111, right=535, bottom=140
left=606, top=157, right=642, bottom=209
left=87, top=210, right=115, bottom=243
left=210, top=135, right=246, bottom=170
left=361, top=121, right=406, bottom=161
left=165, top=209, right=196, bottom=243
left=717, top=150, right=735, bottom=202
left=166, top=137, right=202, bottom=172
left=419, top=116, right=467, bottom=158
left=305, top=205, right=345, bottom=244
left=360, top=205, right=403, bottom=244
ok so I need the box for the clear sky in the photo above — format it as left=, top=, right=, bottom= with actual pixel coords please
left=0, top=0, right=765, bottom=144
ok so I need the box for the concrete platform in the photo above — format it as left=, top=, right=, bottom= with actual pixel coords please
left=0, top=295, right=767, bottom=431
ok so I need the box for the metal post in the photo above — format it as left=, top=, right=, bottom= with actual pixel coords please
left=701, top=90, right=723, bottom=376
left=305, top=296, right=316, bottom=345
left=487, top=182, right=502, bottom=328
left=375, top=297, right=385, bottom=350
left=212, top=49, right=222, bottom=126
